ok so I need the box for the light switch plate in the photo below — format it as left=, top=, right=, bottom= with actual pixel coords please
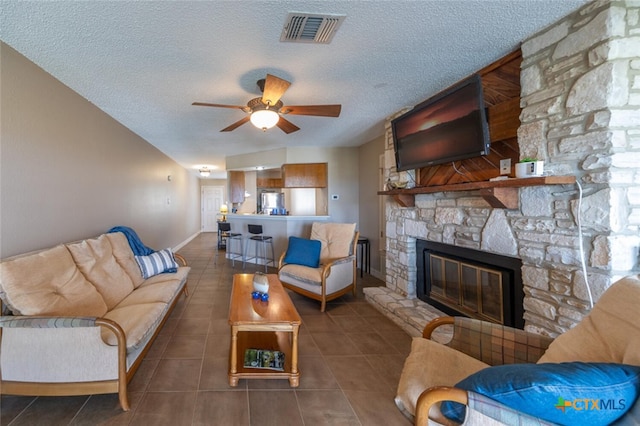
left=331, top=194, right=339, bottom=200
left=500, top=159, right=511, bottom=175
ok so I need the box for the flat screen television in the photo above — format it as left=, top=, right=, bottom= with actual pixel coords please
left=392, top=74, right=490, bottom=172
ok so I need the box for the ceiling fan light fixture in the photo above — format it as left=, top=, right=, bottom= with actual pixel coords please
left=250, top=109, right=279, bottom=131
left=192, top=75, right=340, bottom=134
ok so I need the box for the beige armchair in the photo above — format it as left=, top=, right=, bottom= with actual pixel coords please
left=396, top=274, right=640, bottom=425
left=402, top=317, right=553, bottom=425
left=278, top=222, right=358, bottom=312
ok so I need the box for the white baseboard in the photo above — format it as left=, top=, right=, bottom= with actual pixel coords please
left=369, top=268, right=384, bottom=280
left=173, top=231, right=200, bottom=252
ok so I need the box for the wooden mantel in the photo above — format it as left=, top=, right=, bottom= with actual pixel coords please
left=377, top=176, right=576, bottom=209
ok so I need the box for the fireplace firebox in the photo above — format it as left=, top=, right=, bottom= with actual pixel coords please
left=416, top=240, right=524, bottom=329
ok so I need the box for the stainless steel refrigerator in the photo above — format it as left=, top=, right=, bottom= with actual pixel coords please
left=260, top=192, right=285, bottom=215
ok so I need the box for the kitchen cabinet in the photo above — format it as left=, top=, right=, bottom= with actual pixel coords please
left=256, top=178, right=283, bottom=188
left=282, top=163, right=327, bottom=188
left=229, top=171, right=245, bottom=203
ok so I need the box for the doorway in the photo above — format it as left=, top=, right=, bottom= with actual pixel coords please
left=201, top=186, right=224, bottom=232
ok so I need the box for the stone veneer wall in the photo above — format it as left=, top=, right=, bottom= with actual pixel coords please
left=381, top=0, right=640, bottom=337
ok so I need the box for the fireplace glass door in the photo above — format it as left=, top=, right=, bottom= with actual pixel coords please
left=416, top=240, right=522, bottom=328
left=429, top=254, right=504, bottom=324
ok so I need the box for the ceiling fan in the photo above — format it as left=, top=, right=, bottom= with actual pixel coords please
left=192, top=74, right=341, bottom=134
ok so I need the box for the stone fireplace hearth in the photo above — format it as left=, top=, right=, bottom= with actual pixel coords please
left=365, top=1, right=640, bottom=338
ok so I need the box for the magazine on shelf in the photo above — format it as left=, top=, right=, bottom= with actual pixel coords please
left=243, top=348, right=285, bottom=371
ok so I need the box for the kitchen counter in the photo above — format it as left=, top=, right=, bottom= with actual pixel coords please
left=229, top=214, right=330, bottom=220
left=224, top=215, right=329, bottom=266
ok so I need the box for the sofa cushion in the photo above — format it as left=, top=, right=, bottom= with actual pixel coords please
left=104, top=232, right=145, bottom=288
left=135, top=248, right=178, bottom=279
left=116, top=281, right=184, bottom=308
left=441, top=362, right=640, bottom=425
left=310, top=222, right=356, bottom=262
left=138, top=266, right=190, bottom=288
left=66, top=234, right=135, bottom=310
left=618, top=394, right=640, bottom=425
left=283, top=237, right=322, bottom=268
left=538, top=275, right=640, bottom=366
left=101, top=302, right=167, bottom=350
left=395, top=337, right=489, bottom=421
left=279, top=263, right=322, bottom=286
left=0, top=245, right=108, bottom=316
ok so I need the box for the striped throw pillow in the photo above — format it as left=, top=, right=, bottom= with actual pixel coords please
left=135, top=248, right=179, bottom=279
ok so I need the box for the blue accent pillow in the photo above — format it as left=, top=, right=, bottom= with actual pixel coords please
left=441, top=362, right=640, bottom=425
left=135, top=248, right=179, bottom=279
left=283, top=237, right=322, bottom=268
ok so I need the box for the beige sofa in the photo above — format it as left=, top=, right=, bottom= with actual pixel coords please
left=0, top=232, right=190, bottom=411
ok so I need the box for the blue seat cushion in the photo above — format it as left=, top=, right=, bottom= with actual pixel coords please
left=440, top=362, right=640, bottom=425
left=283, top=237, right=322, bottom=268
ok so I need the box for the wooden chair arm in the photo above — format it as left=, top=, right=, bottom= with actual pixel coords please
left=0, top=316, right=130, bottom=410
left=173, top=252, right=188, bottom=266
left=425, top=316, right=554, bottom=365
left=95, top=318, right=129, bottom=410
left=172, top=252, right=190, bottom=297
left=417, top=386, right=556, bottom=425
left=415, top=386, right=467, bottom=426
left=422, top=316, right=455, bottom=339
left=278, top=250, right=287, bottom=270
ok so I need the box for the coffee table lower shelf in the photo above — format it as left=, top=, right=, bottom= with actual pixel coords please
left=229, top=329, right=299, bottom=387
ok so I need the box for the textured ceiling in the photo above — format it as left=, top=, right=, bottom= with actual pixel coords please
left=1, top=1, right=588, bottom=178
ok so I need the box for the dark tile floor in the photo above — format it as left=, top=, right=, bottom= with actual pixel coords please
left=1, top=233, right=412, bottom=426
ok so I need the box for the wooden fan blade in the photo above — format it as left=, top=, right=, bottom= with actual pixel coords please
left=280, top=105, right=341, bottom=117
left=276, top=117, right=300, bottom=134
left=262, top=74, right=291, bottom=106
left=221, top=116, right=250, bottom=132
left=193, top=102, right=249, bottom=112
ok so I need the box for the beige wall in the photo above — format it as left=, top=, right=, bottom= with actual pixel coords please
left=226, top=148, right=286, bottom=171
left=199, top=178, right=227, bottom=195
left=358, top=134, right=385, bottom=277
left=0, top=42, right=201, bottom=258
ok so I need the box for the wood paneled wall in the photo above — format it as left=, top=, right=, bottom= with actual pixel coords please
left=417, top=49, right=521, bottom=187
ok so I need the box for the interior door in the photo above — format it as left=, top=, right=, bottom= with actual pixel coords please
left=201, top=186, right=224, bottom=232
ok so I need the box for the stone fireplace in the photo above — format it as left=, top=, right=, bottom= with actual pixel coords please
left=365, top=0, right=640, bottom=338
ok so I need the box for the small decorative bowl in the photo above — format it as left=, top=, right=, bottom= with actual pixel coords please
left=253, top=272, right=269, bottom=294
left=387, top=181, right=409, bottom=190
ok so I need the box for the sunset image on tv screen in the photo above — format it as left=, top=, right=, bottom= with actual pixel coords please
left=393, top=75, right=488, bottom=171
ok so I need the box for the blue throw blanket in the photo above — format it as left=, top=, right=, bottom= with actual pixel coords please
left=107, top=226, right=155, bottom=256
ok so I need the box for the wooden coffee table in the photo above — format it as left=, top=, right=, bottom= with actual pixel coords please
left=228, top=273, right=301, bottom=387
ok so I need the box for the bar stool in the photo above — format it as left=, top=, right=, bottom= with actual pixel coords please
left=357, top=236, right=370, bottom=277
left=218, top=222, right=243, bottom=266
left=243, top=224, right=275, bottom=272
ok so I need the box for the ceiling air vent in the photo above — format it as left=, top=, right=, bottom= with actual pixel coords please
left=280, top=13, right=346, bottom=44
